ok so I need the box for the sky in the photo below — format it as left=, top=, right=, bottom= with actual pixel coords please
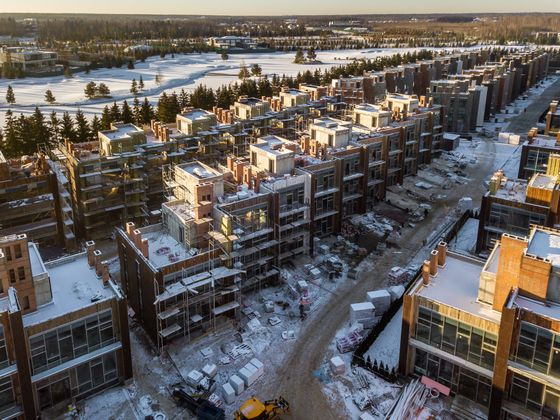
left=1, top=0, right=559, bottom=15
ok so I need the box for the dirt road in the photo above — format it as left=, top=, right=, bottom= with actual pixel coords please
left=265, top=137, right=498, bottom=419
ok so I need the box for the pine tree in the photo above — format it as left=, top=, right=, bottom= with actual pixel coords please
left=74, top=110, right=90, bottom=143
left=132, top=97, right=142, bottom=126
left=5, top=85, right=15, bottom=104
left=127, top=60, right=135, bottom=69
left=179, top=89, right=189, bottom=109
left=2, top=110, right=19, bottom=157
left=84, top=82, right=97, bottom=99
left=121, top=101, right=133, bottom=124
left=16, top=114, right=33, bottom=155
left=61, top=112, right=76, bottom=142
left=238, top=62, right=250, bottom=79
left=293, top=49, right=305, bottom=64
left=90, top=116, right=102, bottom=141
left=251, top=64, right=262, bottom=77
left=307, top=47, right=317, bottom=62
left=31, top=107, right=50, bottom=150
left=156, top=92, right=169, bottom=122
left=109, top=102, right=121, bottom=122
left=44, top=89, right=56, bottom=104
left=138, top=75, right=144, bottom=91
left=49, top=111, right=61, bottom=145
left=140, top=98, right=154, bottom=124
left=64, top=67, right=73, bottom=78
left=130, top=79, right=138, bottom=96
left=101, top=105, right=112, bottom=130
left=97, top=83, right=110, bottom=97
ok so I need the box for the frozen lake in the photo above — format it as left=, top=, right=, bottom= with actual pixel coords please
left=0, top=45, right=507, bottom=125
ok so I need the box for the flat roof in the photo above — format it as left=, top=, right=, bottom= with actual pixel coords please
left=529, top=173, right=557, bottom=190
left=493, top=178, right=527, bottom=203
left=515, top=294, right=560, bottom=321
left=417, top=253, right=501, bottom=324
left=354, top=104, right=391, bottom=114
left=141, top=227, right=195, bottom=269
left=176, top=161, right=222, bottom=180
left=100, top=123, right=144, bottom=141
left=311, top=117, right=351, bottom=132
left=252, top=136, right=296, bottom=158
left=527, top=229, right=560, bottom=267
left=29, top=242, right=47, bottom=278
left=23, top=253, right=117, bottom=327
left=178, top=109, right=215, bottom=121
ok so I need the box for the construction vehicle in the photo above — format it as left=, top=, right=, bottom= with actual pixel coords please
left=172, top=384, right=225, bottom=420
left=234, top=396, right=290, bottom=420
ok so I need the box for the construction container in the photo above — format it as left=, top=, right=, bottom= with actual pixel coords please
left=222, top=383, right=235, bottom=404
left=202, top=363, right=217, bottom=379
left=330, top=356, right=345, bottom=375
left=249, top=358, right=265, bottom=377
left=229, top=375, right=245, bottom=395
left=366, top=290, right=391, bottom=314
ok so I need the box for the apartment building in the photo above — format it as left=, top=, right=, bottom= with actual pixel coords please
left=231, top=96, right=271, bottom=120
left=476, top=169, right=559, bottom=253
left=176, top=108, right=218, bottom=136
left=328, top=73, right=386, bottom=106
left=518, top=131, right=560, bottom=180
left=400, top=226, right=560, bottom=419
left=309, top=117, right=352, bottom=149
left=53, top=123, right=195, bottom=240
left=0, top=152, right=76, bottom=251
left=0, top=233, right=131, bottom=418
left=352, top=104, right=392, bottom=130
left=0, top=47, right=59, bottom=74
left=545, top=101, right=560, bottom=138
left=279, top=89, right=311, bottom=109
left=298, top=84, right=328, bottom=101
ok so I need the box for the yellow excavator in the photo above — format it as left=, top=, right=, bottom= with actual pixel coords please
left=234, top=396, right=290, bottom=420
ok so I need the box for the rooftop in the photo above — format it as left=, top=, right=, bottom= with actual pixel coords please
left=354, top=104, right=391, bottom=115
left=528, top=136, right=559, bottom=148
left=141, top=225, right=196, bottom=269
left=514, top=294, right=560, bottom=321
left=99, top=123, right=144, bottom=141
left=417, top=252, right=501, bottom=323
left=22, top=252, right=118, bottom=327
left=526, top=228, right=560, bottom=267
left=178, top=108, right=215, bottom=122
left=493, top=178, right=528, bottom=203
left=252, top=135, right=296, bottom=158
left=528, top=173, right=557, bottom=190
left=311, top=117, right=351, bottom=132
left=176, top=161, right=222, bottom=180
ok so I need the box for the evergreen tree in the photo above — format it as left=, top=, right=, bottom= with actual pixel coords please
left=238, top=62, right=250, bottom=79
left=132, top=97, right=142, bottom=125
left=44, top=89, right=56, bottom=104
left=15, top=114, right=34, bottom=155
left=138, top=75, right=144, bottom=91
left=5, top=85, right=15, bottom=104
left=155, top=70, right=163, bottom=86
left=251, top=63, right=262, bottom=77
left=84, top=82, right=97, bottom=99
left=130, top=78, right=138, bottom=96
left=97, top=83, right=111, bottom=97
left=221, top=52, right=229, bottom=60
left=127, top=60, right=135, bottom=69
left=90, top=116, right=102, bottom=140
left=293, top=49, right=305, bottom=64
left=49, top=111, right=61, bottom=145
left=100, top=105, right=112, bottom=130
left=109, top=102, right=121, bottom=122
left=64, top=67, right=73, bottom=78
left=140, top=98, right=154, bottom=124
left=31, top=107, right=50, bottom=150
left=61, top=112, right=76, bottom=142
left=2, top=110, right=19, bottom=157
left=307, top=47, right=317, bottom=62
left=74, top=110, right=90, bottom=143
left=179, top=89, right=189, bottom=109
left=121, top=100, right=133, bottom=124
left=257, top=77, right=273, bottom=98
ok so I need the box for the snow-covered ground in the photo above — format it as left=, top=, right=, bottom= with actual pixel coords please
left=364, top=307, right=403, bottom=370
left=0, top=45, right=524, bottom=126
left=448, top=217, right=480, bottom=255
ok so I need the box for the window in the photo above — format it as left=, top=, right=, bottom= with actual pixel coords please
left=30, top=311, right=115, bottom=374
left=414, top=306, right=496, bottom=370
left=75, top=352, right=118, bottom=395
left=17, top=267, right=25, bottom=281
left=21, top=296, right=30, bottom=310
left=0, top=377, right=14, bottom=410
left=4, top=247, right=11, bottom=262
left=8, top=270, right=15, bottom=284
left=14, top=245, right=22, bottom=259
left=514, top=322, right=560, bottom=378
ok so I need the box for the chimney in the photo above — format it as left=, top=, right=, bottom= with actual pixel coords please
left=227, top=156, right=234, bottom=171
left=437, top=241, right=447, bottom=266
left=86, top=240, right=96, bottom=267
left=126, top=222, right=136, bottom=237
left=101, top=262, right=110, bottom=287
left=140, top=238, right=149, bottom=259
left=133, top=229, right=142, bottom=248
left=254, top=175, right=261, bottom=194
left=94, top=250, right=103, bottom=277
left=422, top=260, right=430, bottom=285
left=429, top=250, right=438, bottom=276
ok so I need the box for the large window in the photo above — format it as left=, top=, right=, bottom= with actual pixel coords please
left=75, top=352, right=118, bottom=395
left=510, top=372, right=560, bottom=419
left=0, top=377, right=14, bottom=410
left=487, top=203, right=546, bottom=237
left=414, top=349, right=491, bottom=406
left=29, top=310, right=115, bottom=374
left=0, top=327, right=9, bottom=370
left=415, top=306, right=497, bottom=370
left=515, top=322, right=560, bottom=379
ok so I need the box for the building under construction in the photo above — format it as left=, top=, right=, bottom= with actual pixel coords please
left=0, top=151, right=76, bottom=251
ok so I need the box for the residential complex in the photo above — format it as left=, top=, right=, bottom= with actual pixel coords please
left=400, top=226, right=560, bottom=419
left=0, top=47, right=60, bottom=75
left=0, top=233, right=131, bottom=418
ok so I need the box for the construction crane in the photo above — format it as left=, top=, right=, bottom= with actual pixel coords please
left=234, top=396, right=290, bottom=420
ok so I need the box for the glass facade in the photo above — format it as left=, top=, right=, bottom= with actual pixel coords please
left=514, top=322, right=560, bottom=379
left=29, top=310, right=115, bottom=374
left=509, top=372, right=560, bottom=419
left=414, top=348, right=491, bottom=406
left=415, top=306, right=497, bottom=370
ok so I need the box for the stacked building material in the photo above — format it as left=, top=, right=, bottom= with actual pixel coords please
left=366, top=290, right=391, bottom=314
left=350, top=302, right=376, bottom=328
